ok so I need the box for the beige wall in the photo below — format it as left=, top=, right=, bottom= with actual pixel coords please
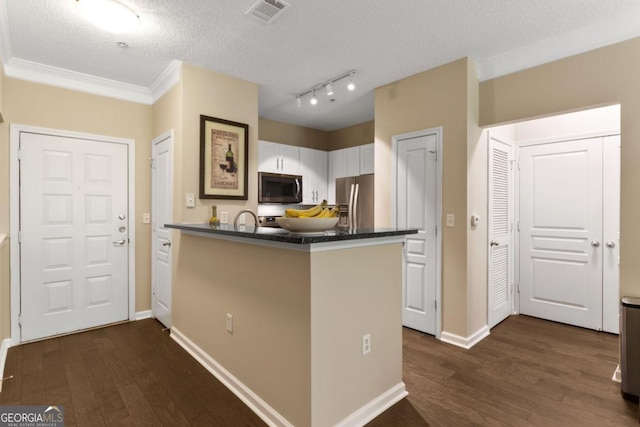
left=375, top=58, right=472, bottom=337
left=0, top=78, right=154, bottom=313
left=327, top=120, right=374, bottom=151
left=179, top=64, right=259, bottom=224
left=173, top=235, right=403, bottom=427
left=258, top=117, right=329, bottom=150
left=257, top=118, right=374, bottom=152
left=480, top=36, right=640, bottom=300
left=174, top=235, right=312, bottom=426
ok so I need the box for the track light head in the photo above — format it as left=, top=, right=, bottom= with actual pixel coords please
left=310, top=90, right=318, bottom=105
left=296, top=96, right=302, bottom=108
left=325, top=83, right=334, bottom=96
left=347, top=74, right=355, bottom=91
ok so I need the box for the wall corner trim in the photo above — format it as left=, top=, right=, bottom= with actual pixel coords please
left=150, top=60, right=182, bottom=103
left=440, top=325, right=490, bottom=349
left=0, top=338, right=11, bottom=392
left=170, top=326, right=294, bottom=427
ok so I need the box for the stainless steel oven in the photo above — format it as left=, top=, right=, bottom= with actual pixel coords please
left=258, top=172, right=302, bottom=204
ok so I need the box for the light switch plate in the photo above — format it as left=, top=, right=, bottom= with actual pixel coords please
left=446, top=214, right=455, bottom=227
left=186, top=193, right=195, bottom=208
left=142, top=213, right=151, bottom=224
left=220, top=212, right=229, bottom=224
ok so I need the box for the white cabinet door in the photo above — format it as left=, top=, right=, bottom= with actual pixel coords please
left=300, top=148, right=328, bottom=204
left=360, top=143, right=375, bottom=174
left=258, top=141, right=300, bottom=174
left=346, top=147, right=360, bottom=176
left=279, top=144, right=300, bottom=175
left=258, top=141, right=280, bottom=173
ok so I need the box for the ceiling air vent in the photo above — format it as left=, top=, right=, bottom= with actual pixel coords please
left=246, top=0, right=290, bottom=24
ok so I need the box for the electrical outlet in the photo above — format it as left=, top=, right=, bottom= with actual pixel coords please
left=142, top=213, right=151, bottom=224
left=226, top=313, right=233, bottom=334
left=446, top=214, right=455, bottom=227
left=362, top=334, right=371, bottom=355
left=186, top=193, right=196, bottom=208
left=238, top=213, right=246, bottom=225
left=220, top=211, right=229, bottom=224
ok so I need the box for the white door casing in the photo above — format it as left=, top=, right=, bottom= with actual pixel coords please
left=519, top=138, right=603, bottom=330
left=393, top=130, right=440, bottom=336
left=152, top=131, right=174, bottom=328
left=488, top=133, right=514, bottom=328
left=17, top=131, right=130, bottom=342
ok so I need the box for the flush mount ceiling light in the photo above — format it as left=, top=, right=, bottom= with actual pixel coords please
left=295, top=70, right=356, bottom=108
left=76, top=0, right=140, bottom=34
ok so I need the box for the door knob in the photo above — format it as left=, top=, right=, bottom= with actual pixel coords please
left=490, top=240, right=499, bottom=247
left=162, top=241, right=172, bottom=247
left=606, top=241, right=616, bottom=248
left=113, top=240, right=126, bottom=246
left=591, top=241, right=600, bottom=248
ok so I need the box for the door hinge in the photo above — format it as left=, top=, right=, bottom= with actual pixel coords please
left=150, top=157, right=156, bottom=169
left=18, top=314, right=22, bottom=327
left=517, top=222, right=520, bottom=232
left=509, top=160, right=514, bottom=170
left=17, top=149, right=22, bottom=161
left=517, top=162, right=520, bottom=170
left=434, top=300, right=437, bottom=310
left=435, top=225, right=437, bottom=236
left=17, top=231, right=21, bottom=244
left=517, top=283, right=520, bottom=293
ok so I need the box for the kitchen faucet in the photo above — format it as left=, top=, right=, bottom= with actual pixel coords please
left=234, top=209, right=259, bottom=229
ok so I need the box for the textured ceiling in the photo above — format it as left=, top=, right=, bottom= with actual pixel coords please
left=3, top=0, right=640, bottom=131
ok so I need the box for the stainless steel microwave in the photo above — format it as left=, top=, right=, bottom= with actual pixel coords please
left=258, top=172, right=302, bottom=204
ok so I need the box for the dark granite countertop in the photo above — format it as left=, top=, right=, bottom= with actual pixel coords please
left=165, top=223, right=418, bottom=245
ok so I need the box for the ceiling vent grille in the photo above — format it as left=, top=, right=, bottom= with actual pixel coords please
left=246, top=0, right=290, bottom=24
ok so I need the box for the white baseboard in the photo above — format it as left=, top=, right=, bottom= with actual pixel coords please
left=135, top=310, right=153, bottom=321
left=0, top=338, right=11, bottom=393
left=170, top=327, right=294, bottom=427
left=440, top=325, right=490, bottom=349
left=612, top=364, right=622, bottom=383
left=335, top=382, right=407, bottom=427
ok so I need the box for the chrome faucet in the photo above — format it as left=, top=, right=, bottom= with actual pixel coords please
left=234, top=209, right=259, bottom=229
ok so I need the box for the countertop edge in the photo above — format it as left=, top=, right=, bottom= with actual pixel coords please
left=166, top=223, right=417, bottom=251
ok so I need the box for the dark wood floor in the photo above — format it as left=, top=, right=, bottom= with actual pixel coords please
left=1, top=315, right=637, bottom=426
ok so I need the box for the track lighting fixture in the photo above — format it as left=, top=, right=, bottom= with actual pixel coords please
left=325, top=82, right=334, bottom=96
left=294, top=70, right=356, bottom=108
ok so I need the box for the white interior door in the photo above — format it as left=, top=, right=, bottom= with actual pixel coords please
left=519, top=138, right=603, bottom=330
left=151, top=132, right=173, bottom=328
left=20, top=132, right=129, bottom=341
left=397, top=133, right=438, bottom=335
left=488, top=134, right=514, bottom=328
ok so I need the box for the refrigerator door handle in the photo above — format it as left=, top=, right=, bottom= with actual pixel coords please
left=353, top=183, right=360, bottom=229
left=348, top=183, right=355, bottom=229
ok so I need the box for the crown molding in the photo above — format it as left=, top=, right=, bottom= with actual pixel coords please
left=476, top=10, right=640, bottom=82
left=150, top=59, right=182, bottom=102
left=4, top=58, right=154, bottom=104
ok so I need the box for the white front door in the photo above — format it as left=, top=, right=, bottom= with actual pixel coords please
left=519, top=138, right=603, bottom=330
left=20, top=132, right=129, bottom=341
left=151, top=131, right=173, bottom=328
left=396, top=133, right=438, bottom=335
left=488, top=133, right=514, bottom=328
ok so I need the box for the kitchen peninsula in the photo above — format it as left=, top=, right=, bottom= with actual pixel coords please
left=166, top=223, right=417, bottom=427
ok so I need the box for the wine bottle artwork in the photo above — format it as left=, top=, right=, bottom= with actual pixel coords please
left=226, top=144, right=235, bottom=173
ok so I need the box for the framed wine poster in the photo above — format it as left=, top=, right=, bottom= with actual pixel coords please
left=199, top=115, right=249, bottom=200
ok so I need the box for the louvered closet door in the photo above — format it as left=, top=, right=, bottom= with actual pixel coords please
left=488, top=134, right=514, bottom=328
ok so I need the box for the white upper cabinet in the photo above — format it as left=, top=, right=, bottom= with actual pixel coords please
left=360, top=143, right=375, bottom=175
left=258, top=140, right=300, bottom=174
left=300, top=147, right=328, bottom=204
left=346, top=146, right=360, bottom=177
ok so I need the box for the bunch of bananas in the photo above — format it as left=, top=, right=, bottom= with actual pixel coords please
left=284, top=200, right=339, bottom=218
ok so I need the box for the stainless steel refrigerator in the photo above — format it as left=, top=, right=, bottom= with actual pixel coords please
left=335, top=174, right=374, bottom=229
